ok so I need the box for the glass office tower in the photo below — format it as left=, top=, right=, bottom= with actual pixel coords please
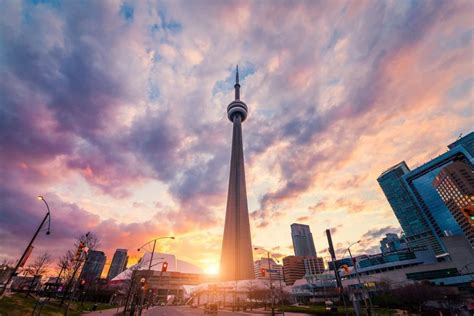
left=379, top=132, right=474, bottom=256
left=378, top=162, right=444, bottom=254
left=291, top=223, right=317, bottom=257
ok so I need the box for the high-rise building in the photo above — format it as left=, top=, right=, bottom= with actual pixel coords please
left=378, top=162, right=442, bottom=254
left=282, top=255, right=324, bottom=285
left=380, top=233, right=408, bottom=254
left=282, top=256, right=306, bottom=285
left=107, top=249, right=128, bottom=280
left=433, top=161, right=474, bottom=247
left=378, top=132, right=474, bottom=256
left=291, top=223, right=317, bottom=257
left=220, top=66, right=254, bottom=281
left=81, top=250, right=106, bottom=282
left=254, top=257, right=283, bottom=281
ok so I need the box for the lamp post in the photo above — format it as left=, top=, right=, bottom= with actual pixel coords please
left=343, top=240, right=373, bottom=315
left=0, top=196, right=52, bottom=297
left=275, top=259, right=284, bottom=310
left=134, top=236, right=174, bottom=313
left=254, top=247, right=275, bottom=316
left=137, top=236, right=175, bottom=272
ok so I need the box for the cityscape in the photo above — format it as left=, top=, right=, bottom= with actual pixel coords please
left=0, top=1, right=473, bottom=315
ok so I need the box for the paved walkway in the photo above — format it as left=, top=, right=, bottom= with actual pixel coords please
left=83, top=306, right=285, bottom=316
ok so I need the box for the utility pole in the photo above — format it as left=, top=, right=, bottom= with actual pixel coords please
left=0, top=196, right=51, bottom=297
left=347, top=247, right=373, bottom=315
left=326, top=229, right=348, bottom=316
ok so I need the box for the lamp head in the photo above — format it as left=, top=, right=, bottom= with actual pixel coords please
left=37, top=196, right=44, bottom=201
left=137, top=248, right=141, bottom=252
left=46, top=230, right=50, bottom=235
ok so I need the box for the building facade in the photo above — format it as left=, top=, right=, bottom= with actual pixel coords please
left=303, top=257, right=324, bottom=275
left=81, top=250, right=106, bottom=282
left=291, top=223, right=317, bottom=257
left=282, top=256, right=306, bottom=285
left=433, top=161, right=474, bottom=247
left=378, top=162, right=443, bottom=254
left=380, top=233, right=408, bottom=254
left=107, top=249, right=128, bottom=280
left=254, top=257, right=283, bottom=280
left=378, top=132, right=474, bottom=256
left=220, top=67, right=255, bottom=281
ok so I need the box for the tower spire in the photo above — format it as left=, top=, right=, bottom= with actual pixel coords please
left=234, top=65, right=240, bottom=100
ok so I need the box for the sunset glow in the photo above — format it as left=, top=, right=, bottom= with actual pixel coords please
left=0, top=0, right=472, bottom=277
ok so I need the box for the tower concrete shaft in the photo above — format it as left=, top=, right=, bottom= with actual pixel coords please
left=220, top=66, right=254, bottom=281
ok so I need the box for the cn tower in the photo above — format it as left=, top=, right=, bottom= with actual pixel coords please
left=219, top=66, right=255, bottom=281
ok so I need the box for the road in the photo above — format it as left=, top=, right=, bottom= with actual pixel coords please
left=143, top=306, right=279, bottom=316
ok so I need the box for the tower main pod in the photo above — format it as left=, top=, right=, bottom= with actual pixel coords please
left=219, top=67, right=255, bottom=281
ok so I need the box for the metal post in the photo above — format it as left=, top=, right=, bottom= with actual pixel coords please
left=326, top=229, right=348, bottom=316
left=148, top=240, right=156, bottom=271
left=0, top=211, right=50, bottom=296
left=348, top=248, right=372, bottom=315
left=267, top=251, right=275, bottom=316
left=124, top=269, right=137, bottom=314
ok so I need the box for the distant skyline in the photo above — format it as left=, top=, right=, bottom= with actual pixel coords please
left=0, top=0, right=473, bottom=275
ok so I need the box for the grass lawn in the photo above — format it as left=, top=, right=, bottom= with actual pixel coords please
left=0, top=293, right=113, bottom=316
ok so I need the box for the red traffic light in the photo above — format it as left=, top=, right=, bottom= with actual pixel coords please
left=161, top=262, right=168, bottom=272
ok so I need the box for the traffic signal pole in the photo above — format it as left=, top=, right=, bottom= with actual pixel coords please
left=267, top=252, right=275, bottom=316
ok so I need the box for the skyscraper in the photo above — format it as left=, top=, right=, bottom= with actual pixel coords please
left=81, top=250, right=106, bottom=282
left=220, top=66, right=254, bottom=281
left=107, top=249, right=128, bottom=280
left=378, top=132, right=474, bottom=256
left=291, top=223, right=317, bottom=257
left=378, top=162, right=445, bottom=254
left=433, top=161, right=474, bottom=247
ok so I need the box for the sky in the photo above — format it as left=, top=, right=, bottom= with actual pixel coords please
left=0, top=0, right=473, bottom=276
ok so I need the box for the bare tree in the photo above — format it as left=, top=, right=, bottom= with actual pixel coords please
left=76, top=232, right=100, bottom=251
left=26, top=252, right=52, bottom=276
left=246, top=280, right=258, bottom=311
left=56, top=232, right=101, bottom=285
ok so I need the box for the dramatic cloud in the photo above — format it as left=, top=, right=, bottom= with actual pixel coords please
left=0, top=0, right=472, bottom=272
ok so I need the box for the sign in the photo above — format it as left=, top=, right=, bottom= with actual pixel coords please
left=19, top=246, right=34, bottom=267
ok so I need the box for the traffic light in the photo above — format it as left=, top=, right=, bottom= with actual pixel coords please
left=161, top=262, right=168, bottom=272
left=260, top=268, right=266, bottom=277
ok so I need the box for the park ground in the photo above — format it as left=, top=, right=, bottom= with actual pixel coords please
left=0, top=294, right=401, bottom=316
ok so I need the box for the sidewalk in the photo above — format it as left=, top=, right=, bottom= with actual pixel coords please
left=83, top=306, right=124, bottom=315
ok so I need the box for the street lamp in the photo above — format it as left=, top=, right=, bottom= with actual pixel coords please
left=0, top=196, right=52, bottom=296
left=137, top=236, right=175, bottom=271
left=131, top=237, right=174, bottom=313
left=254, top=247, right=275, bottom=316
left=343, top=240, right=373, bottom=315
